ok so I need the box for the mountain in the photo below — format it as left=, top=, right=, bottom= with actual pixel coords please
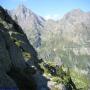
left=42, top=9, right=90, bottom=45
left=41, top=9, right=90, bottom=89
left=8, top=5, right=90, bottom=89
left=58, top=9, right=90, bottom=45
left=9, top=4, right=45, bottom=48
left=41, top=9, right=90, bottom=68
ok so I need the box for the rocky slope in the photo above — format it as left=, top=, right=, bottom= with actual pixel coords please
left=0, top=5, right=44, bottom=90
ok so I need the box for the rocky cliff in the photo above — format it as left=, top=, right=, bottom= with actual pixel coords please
left=0, top=5, right=42, bottom=90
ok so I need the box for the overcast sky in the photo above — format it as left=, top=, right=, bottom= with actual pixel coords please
left=0, top=0, right=90, bottom=20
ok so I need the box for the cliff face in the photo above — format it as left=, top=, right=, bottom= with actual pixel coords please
left=0, top=6, right=40, bottom=89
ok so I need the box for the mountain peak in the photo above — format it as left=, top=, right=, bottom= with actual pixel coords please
left=14, top=4, right=35, bottom=16
left=16, top=4, right=28, bottom=12
left=66, top=8, right=84, bottom=16
left=62, top=8, right=85, bottom=20
left=71, top=8, right=84, bottom=14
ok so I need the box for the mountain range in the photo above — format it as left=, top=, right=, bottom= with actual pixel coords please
left=0, top=4, right=90, bottom=90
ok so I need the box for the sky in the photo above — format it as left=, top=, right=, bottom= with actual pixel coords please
left=0, top=0, right=90, bottom=20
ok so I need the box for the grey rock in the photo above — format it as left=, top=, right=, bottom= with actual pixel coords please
left=0, top=5, right=40, bottom=89
left=0, top=30, right=11, bottom=72
left=9, top=44, right=27, bottom=69
left=0, top=71, right=18, bottom=88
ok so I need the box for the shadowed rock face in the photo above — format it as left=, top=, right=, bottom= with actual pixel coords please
left=0, top=5, right=38, bottom=69
left=0, top=5, right=49, bottom=90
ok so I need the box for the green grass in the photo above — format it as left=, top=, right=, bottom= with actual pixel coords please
left=15, top=40, right=24, bottom=47
left=22, top=51, right=31, bottom=61
left=70, top=69, right=89, bottom=90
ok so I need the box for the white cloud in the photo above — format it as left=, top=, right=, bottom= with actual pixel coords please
left=44, top=14, right=61, bottom=20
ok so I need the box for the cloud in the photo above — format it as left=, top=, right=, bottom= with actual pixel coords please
left=44, top=14, right=61, bottom=20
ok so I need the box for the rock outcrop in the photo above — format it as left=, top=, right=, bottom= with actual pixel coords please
left=0, top=5, right=42, bottom=90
